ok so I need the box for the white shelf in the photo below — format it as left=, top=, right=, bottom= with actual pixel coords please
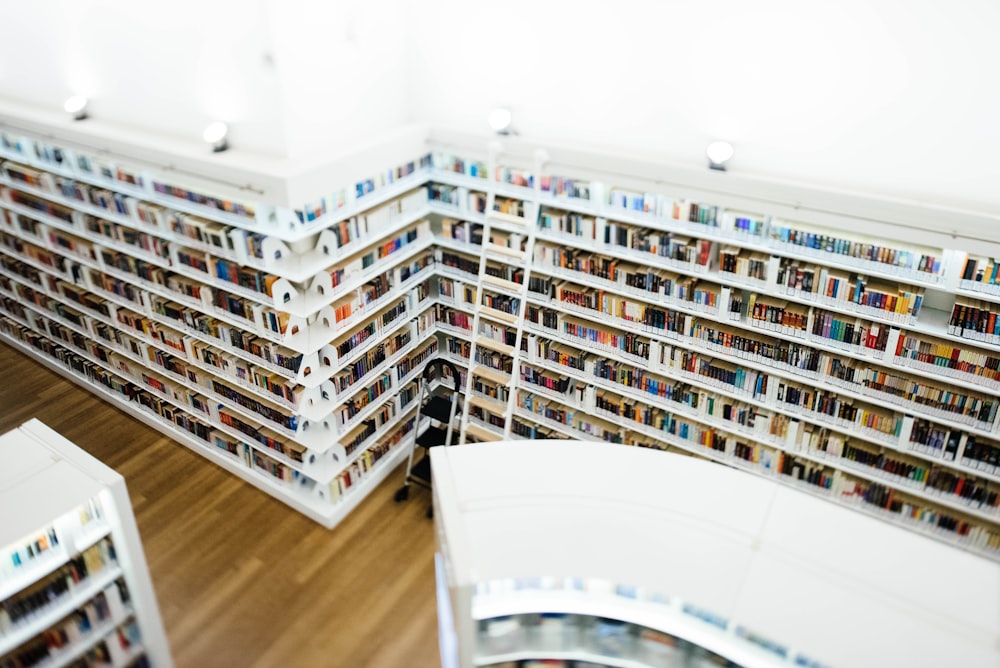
left=0, top=565, right=124, bottom=656
left=476, top=647, right=655, bottom=668
left=535, top=196, right=948, bottom=290
left=526, top=294, right=999, bottom=449
left=432, top=442, right=1000, bottom=668
left=36, top=604, right=136, bottom=668
left=283, top=170, right=432, bottom=242
left=5, top=123, right=1000, bottom=549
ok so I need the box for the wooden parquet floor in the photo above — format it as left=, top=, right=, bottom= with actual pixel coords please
left=0, top=342, right=441, bottom=668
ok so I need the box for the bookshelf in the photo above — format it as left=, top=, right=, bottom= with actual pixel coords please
left=423, top=137, right=1000, bottom=560
left=0, top=129, right=448, bottom=528
left=1, top=116, right=999, bottom=555
left=430, top=441, right=1000, bottom=668
left=0, top=419, right=171, bottom=667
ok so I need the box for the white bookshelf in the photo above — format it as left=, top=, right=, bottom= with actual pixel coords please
left=0, top=116, right=999, bottom=557
left=430, top=440, right=1000, bottom=668
left=0, top=128, right=445, bottom=528
left=425, top=138, right=1000, bottom=560
left=0, top=419, right=171, bottom=667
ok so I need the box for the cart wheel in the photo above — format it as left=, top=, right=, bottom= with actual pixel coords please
left=426, top=506, right=434, bottom=519
left=394, top=485, right=409, bottom=502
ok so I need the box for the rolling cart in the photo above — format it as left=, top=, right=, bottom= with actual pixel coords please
left=394, top=357, right=463, bottom=517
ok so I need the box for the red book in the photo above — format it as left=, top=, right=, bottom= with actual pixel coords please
left=698, top=240, right=711, bottom=267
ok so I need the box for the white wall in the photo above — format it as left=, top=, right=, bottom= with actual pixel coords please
left=406, top=0, right=1000, bottom=212
left=2, top=0, right=998, bottom=211
left=0, top=0, right=288, bottom=156
left=0, top=0, right=412, bottom=161
left=263, top=0, right=412, bottom=161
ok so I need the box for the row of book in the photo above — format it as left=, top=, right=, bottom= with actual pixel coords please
left=332, top=330, right=410, bottom=394
left=473, top=347, right=513, bottom=375
left=6, top=218, right=304, bottom=349
left=592, top=362, right=919, bottom=480
left=766, top=222, right=942, bottom=278
left=472, top=376, right=510, bottom=404
left=341, top=402, right=395, bottom=458
left=536, top=209, right=944, bottom=312
left=3, top=582, right=133, bottom=668
left=84, top=214, right=169, bottom=261
left=3, top=264, right=310, bottom=414
left=516, top=381, right=1000, bottom=535
left=509, top=416, right=563, bottom=441
left=0, top=539, right=116, bottom=632
left=152, top=179, right=255, bottom=219
left=960, top=255, right=1000, bottom=293
left=0, top=315, right=414, bottom=501
left=5, top=143, right=252, bottom=245
left=6, top=161, right=443, bottom=294
left=328, top=415, right=418, bottom=501
left=5, top=289, right=318, bottom=452
left=949, top=300, right=1000, bottom=343
left=533, top=282, right=1000, bottom=431
left=166, top=210, right=235, bottom=258
left=432, top=153, right=488, bottom=180
left=393, top=339, right=439, bottom=383
left=353, top=154, right=432, bottom=203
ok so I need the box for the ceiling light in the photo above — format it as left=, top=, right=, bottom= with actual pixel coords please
left=706, top=141, right=734, bottom=171
left=488, top=108, right=513, bottom=135
left=64, top=96, right=88, bottom=121
left=203, top=122, right=229, bottom=153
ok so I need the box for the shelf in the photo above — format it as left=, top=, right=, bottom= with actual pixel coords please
left=31, top=605, right=135, bottom=668
left=464, top=421, right=503, bottom=442
left=472, top=590, right=773, bottom=668
left=476, top=646, right=654, bottom=668
left=526, top=294, right=1000, bottom=446
left=479, top=274, right=522, bottom=293
left=478, top=306, right=517, bottom=325
left=474, top=335, right=515, bottom=356
left=486, top=211, right=530, bottom=229
left=0, top=300, right=327, bottom=449
left=526, top=358, right=1000, bottom=522
left=0, top=197, right=285, bottom=313
left=471, top=364, right=512, bottom=386
left=432, top=442, right=1000, bottom=668
left=0, top=524, right=111, bottom=604
left=0, top=331, right=420, bottom=529
left=433, top=234, right=485, bottom=257
left=1, top=331, right=324, bottom=514
left=0, top=270, right=311, bottom=415
left=531, top=257, right=1000, bottom=398
left=468, top=393, right=508, bottom=413
left=536, top=198, right=947, bottom=291
left=6, top=127, right=1000, bottom=554
left=428, top=201, right=490, bottom=228
left=0, top=565, right=124, bottom=656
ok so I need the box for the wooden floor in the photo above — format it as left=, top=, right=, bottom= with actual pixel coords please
left=0, top=343, right=441, bottom=668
